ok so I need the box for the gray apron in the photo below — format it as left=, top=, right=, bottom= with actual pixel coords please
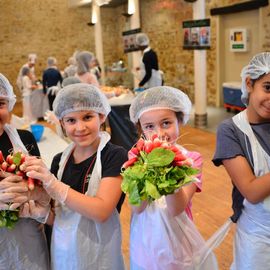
left=51, top=132, right=125, bottom=270
left=231, top=110, right=270, bottom=269
left=0, top=125, right=50, bottom=270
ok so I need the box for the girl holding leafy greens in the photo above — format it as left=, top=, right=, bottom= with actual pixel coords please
left=127, top=86, right=218, bottom=270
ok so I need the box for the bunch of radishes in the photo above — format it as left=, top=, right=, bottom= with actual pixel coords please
left=0, top=150, right=39, bottom=190
left=123, top=134, right=193, bottom=169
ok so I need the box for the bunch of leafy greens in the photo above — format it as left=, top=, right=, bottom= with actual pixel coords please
left=0, top=210, right=19, bottom=229
left=121, top=147, right=198, bottom=206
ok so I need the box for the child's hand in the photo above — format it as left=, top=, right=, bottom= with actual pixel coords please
left=24, top=156, right=69, bottom=204
left=23, top=156, right=52, bottom=186
left=0, top=174, right=28, bottom=210
left=20, top=200, right=51, bottom=224
left=29, top=186, right=51, bottom=206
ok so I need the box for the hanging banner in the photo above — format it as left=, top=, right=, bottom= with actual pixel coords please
left=183, top=18, right=211, bottom=50
left=122, top=28, right=141, bottom=53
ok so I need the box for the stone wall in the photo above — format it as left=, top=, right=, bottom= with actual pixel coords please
left=0, top=0, right=269, bottom=104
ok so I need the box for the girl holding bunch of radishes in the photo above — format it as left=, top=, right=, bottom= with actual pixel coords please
left=128, top=86, right=218, bottom=270
left=0, top=73, right=50, bottom=269
left=23, top=83, right=127, bottom=270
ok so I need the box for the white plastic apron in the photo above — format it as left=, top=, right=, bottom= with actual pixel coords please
left=51, top=132, right=125, bottom=270
left=0, top=125, right=50, bottom=270
left=139, top=57, right=162, bottom=89
left=230, top=110, right=270, bottom=270
left=130, top=145, right=218, bottom=270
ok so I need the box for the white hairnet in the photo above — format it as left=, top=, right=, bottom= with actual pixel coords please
left=241, top=52, right=270, bottom=106
left=0, top=73, right=16, bottom=111
left=47, top=57, right=57, bottom=67
left=129, top=86, right=192, bottom=125
left=62, top=76, right=81, bottom=87
left=76, top=51, right=94, bottom=74
left=136, top=33, right=149, bottom=47
left=53, top=83, right=111, bottom=119
left=28, top=53, right=37, bottom=63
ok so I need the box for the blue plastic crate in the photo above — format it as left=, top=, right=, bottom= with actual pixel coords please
left=223, top=86, right=245, bottom=108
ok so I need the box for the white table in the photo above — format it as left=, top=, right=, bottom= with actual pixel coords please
left=37, top=127, right=69, bottom=168
left=108, top=92, right=135, bottom=106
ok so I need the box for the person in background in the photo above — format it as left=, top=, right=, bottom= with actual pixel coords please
left=21, top=66, right=37, bottom=124
left=17, top=53, right=37, bottom=94
left=63, top=56, right=77, bottom=78
left=213, top=52, right=270, bottom=270
left=75, top=51, right=100, bottom=87
left=90, top=58, right=102, bottom=82
left=128, top=86, right=218, bottom=270
left=23, top=83, right=127, bottom=270
left=135, top=33, right=163, bottom=89
left=0, top=73, right=50, bottom=269
left=76, top=51, right=121, bottom=98
left=42, top=56, right=63, bottom=110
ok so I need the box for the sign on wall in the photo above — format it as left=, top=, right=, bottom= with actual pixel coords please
left=229, top=28, right=249, bottom=52
left=122, top=28, right=141, bottom=53
left=182, top=19, right=211, bottom=50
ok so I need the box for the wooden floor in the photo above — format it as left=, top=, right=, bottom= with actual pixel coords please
left=120, top=125, right=234, bottom=270
left=13, top=103, right=234, bottom=269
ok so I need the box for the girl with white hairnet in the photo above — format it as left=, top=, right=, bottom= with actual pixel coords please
left=128, top=86, right=218, bottom=270
left=213, top=52, right=270, bottom=269
left=0, top=73, right=50, bottom=269
left=23, top=83, right=127, bottom=270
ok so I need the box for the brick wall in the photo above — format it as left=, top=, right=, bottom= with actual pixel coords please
left=0, top=0, right=269, bottom=104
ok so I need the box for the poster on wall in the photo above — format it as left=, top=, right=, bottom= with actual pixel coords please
left=183, top=19, right=211, bottom=49
left=230, top=28, right=249, bottom=52
left=122, top=28, right=141, bottom=53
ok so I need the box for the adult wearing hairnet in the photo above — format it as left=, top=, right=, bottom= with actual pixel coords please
left=135, top=33, right=163, bottom=89
left=63, top=56, right=77, bottom=78
left=0, top=73, right=50, bottom=270
left=213, top=52, right=270, bottom=269
left=23, top=83, right=127, bottom=270
left=75, top=51, right=100, bottom=87
left=42, top=56, right=63, bottom=110
left=17, top=53, right=37, bottom=94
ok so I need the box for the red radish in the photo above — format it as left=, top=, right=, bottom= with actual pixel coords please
left=144, top=141, right=154, bottom=153
left=6, top=155, right=13, bottom=165
left=16, top=171, right=24, bottom=177
left=7, top=164, right=16, bottom=173
left=1, top=162, right=8, bottom=171
left=169, top=145, right=180, bottom=153
left=153, top=138, right=162, bottom=148
left=136, top=138, right=145, bottom=151
left=151, top=134, right=159, bottom=141
left=0, top=151, right=4, bottom=163
left=128, top=147, right=139, bottom=159
left=20, top=154, right=26, bottom=164
left=174, top=153, right=186, bottom=161
left=27, top=177, right=35, bottom=190
left=19, top=164, right=26, bottom=171
left=122, top=157, right=138, bottom=169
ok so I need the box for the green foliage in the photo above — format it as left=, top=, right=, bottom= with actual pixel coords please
left=121, top=148, right=199, bottom=206
left=0, top=209, right=19, bottom=230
